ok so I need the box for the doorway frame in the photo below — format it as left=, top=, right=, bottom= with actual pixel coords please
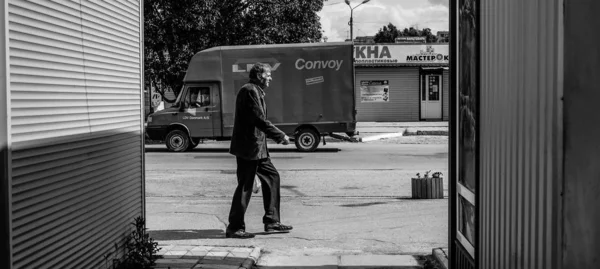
left=419, top=68, right=445, bottom=121
left=450, top=0, right=480, bottom=268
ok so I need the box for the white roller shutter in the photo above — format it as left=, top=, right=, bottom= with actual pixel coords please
left=8, top=1, right=143, bottom=268
left=355, top=67, right=420, bottom=122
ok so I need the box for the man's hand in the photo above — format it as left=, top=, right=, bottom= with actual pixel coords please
left=281, top=135, right=290, bottom=145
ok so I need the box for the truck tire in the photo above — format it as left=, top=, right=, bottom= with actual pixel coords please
left=165, top=130, right=190, bottom=152
left=295, top=128, right=320, bottom=152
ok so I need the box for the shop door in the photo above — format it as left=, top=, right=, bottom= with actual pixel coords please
left=421, top=75, right=443, bottom=119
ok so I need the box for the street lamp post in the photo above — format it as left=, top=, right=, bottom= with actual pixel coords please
left=345, top=0, right=371, bottom=42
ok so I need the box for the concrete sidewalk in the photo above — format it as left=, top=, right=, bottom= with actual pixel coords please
left=153, top=245, right=260, bottom=269
left=257, top=254, right=422, bottom=268
left=152, top=244, right=424, bottom=269
left=355, top=121, right=448, bottom=142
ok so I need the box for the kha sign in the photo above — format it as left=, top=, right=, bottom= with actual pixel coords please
left=354, top=44, right=449, bottom=65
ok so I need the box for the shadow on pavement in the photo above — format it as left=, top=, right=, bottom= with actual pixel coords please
left=145, top=147, right=341, bottom=153
left=149, top=229, right=225, bottom=240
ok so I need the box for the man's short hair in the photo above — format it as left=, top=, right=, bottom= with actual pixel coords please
left=249, top=62, right=270, bottom=80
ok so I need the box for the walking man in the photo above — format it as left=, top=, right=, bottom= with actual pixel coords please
left=226, top=63, right=294, bottom=239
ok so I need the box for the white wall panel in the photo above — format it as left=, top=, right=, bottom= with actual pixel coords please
left=7, top=0, right=143, bottom=268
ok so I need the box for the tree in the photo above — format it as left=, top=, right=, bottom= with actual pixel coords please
left=144, top=0, right=325, bottom=100
left=373, top=23, right=401, bottom=43
left=402, top=26, right=420, bottom=37
left=420, top=28, right=438, bottom=43
left=373, top=23, right=439, bottom=43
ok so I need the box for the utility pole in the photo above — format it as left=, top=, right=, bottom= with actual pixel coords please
left=345, top=0, right=371, bottom=42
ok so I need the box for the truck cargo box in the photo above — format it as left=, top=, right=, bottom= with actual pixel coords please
left=184, top=42, right=356, bottom=135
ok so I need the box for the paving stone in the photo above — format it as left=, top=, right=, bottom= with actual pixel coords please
left=162, top=254, right=195, bottom=259
left=170, top=245, right=196, bottom=251
left=204, top=251, right=229, bottom=260
left=209, top=246, right=233, bottom=252
left=199, top=258, right=244, bottom=266
left=154, top=258, right=198, bottom=269
left=156, top=249, right=170, bottom=256
left=188, top=249, right=210, bottom=257
left=230, top=247, right=253, bottom=253
left=164, top=250, right=190, bottom=257
left=339, top=255, right=420, bottom=268
left=191, top=246, right=215, bottom=252
left=257, top=255, right=338, bottom=268
left=227, top=251, right=251, bottom=258
left=193, top=264, right=239, bottom=269
left=157, top=244, right=175, bottom=253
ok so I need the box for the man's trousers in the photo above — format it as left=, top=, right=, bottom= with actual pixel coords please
left=227, top=157, right=281, bottom=231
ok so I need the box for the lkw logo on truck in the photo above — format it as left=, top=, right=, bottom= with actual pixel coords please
left=232, top=58, right=281, bottom=73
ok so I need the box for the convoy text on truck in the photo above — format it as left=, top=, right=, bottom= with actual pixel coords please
left=146, top=42, right=357, bottom=152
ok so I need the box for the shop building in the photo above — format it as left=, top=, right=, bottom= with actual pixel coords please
left=354, top=44, right=449, bottom=122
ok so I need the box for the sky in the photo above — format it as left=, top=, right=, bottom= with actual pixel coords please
left=317, top=0, right=449, bottom=42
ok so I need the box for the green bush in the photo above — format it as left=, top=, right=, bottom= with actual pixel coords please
left=111, top=216, right=162, bottom=269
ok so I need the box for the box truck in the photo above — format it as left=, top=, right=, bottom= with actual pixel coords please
left=146, top=42, right=357, bottom=152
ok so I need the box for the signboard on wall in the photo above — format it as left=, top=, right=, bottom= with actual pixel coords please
left=354, top=44, right=449, bottom=65
left=360, top=80, right=389, bottom=102
left=395, top=36, right=426, bottom=43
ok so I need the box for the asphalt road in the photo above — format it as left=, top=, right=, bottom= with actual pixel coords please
left=145, top=138, right=449, bottom=256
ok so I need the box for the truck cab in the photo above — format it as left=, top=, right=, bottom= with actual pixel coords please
left=146, top=83, right=223, bottom=151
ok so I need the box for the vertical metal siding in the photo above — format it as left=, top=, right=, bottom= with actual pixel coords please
left=355, top=67, right=419, bottom=122
left=478, top=0, right=562, bottom=269
left=8, top=1, right=142, bottom=268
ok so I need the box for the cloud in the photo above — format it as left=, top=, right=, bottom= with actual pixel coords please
left=427, top=0, right=450, bottom=7
left=319, top=0, right=449, bottom=42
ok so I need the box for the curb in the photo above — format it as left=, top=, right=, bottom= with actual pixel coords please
left=432, top=248, right=449, bottom=269
left=360, top=132, right=403, bottom=142
left=403, top=130, right=448, bottom=136
left=239, top=247, right=261, bottom=269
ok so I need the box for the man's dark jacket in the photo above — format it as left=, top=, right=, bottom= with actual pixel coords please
left=229, top=80, right=286, bottom=160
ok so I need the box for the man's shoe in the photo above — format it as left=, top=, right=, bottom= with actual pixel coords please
left=264, top=222, right=293, bottom=233
left=225, top=229, right=255, bottom=239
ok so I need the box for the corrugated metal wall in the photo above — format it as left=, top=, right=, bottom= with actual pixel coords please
left=443, top=69, right=449, bottom=121
left=478, top=0, right=562, bottom=268
left=355, top=67, right=419, bottom=122
left=7, top=1, right=143, bottom=268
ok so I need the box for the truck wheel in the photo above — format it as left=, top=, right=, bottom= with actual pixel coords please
left=165, top=130, right=190, bottom=152
left=295, top=129, right=320, bottom=152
